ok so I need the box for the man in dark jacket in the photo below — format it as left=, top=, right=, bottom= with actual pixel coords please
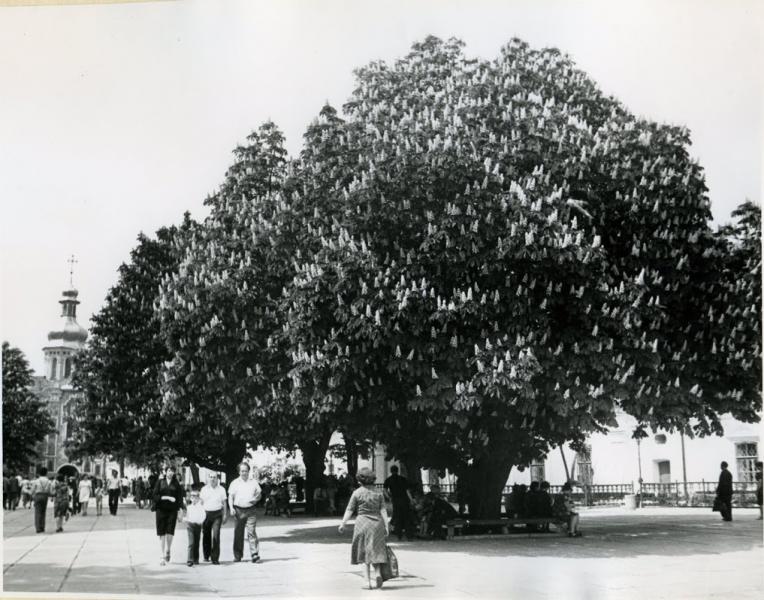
left=384, top=466, right=414, bottom=540
left=716, top=461, right=733, bottom=522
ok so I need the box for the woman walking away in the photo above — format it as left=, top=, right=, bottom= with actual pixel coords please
left=153, top=465, right=185, bottom=565
left=78, top=475, right=92, bottom=516
left=53, top=474, right=70, bottom=532
left=338, top=467, right=390, bottom=589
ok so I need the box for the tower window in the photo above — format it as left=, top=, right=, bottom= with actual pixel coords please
left=50, top=358, right=57, bottom=380
left=64, top=358, right=72, bottom=378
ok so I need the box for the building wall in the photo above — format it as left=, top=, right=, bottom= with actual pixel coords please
left=507, top=412, right=761, bottom=487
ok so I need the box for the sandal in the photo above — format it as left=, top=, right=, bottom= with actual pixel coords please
left=160, top=559, right=166, bottom=566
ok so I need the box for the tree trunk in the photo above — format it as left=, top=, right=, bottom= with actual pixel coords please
left=559, top=446, right=570, bottom=482
left=343, top=433, right=359, bottom=480
left=401, top=457, right=423, bottom=493
left=464, top=454, right=513, bottom=519
left=119, top=457, right=125, bottom=478
left=219, top=440, right=247, bottom=489
left=189, top=463, right=200, bottom=487
left=300, top=431, right=332, bottom=513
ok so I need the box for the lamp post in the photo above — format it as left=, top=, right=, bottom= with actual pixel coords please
left=680, top=432, right=689, bottom=502
left=636, top=437, right=643, bottom=508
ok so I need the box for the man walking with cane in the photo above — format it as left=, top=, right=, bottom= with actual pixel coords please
left=228, top=463, right=262, bottom=563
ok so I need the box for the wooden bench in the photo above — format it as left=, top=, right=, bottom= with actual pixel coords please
left=445, top=516, right=566, bottom=539
left=443, top=518, right=467, bottom=539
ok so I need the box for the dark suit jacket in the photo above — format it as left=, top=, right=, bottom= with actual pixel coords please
left=717, top=469, right=733, bottom=498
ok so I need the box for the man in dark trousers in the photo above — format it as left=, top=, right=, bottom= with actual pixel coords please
left=716, top=461, right=733, bottom=522
left=384, top=465, right=414, bottom=540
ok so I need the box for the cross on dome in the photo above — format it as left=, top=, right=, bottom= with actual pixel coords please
left=67, top=254, right=78, bottom=288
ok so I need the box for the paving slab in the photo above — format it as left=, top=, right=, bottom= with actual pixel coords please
left=2, top=503, right=762, bottom=599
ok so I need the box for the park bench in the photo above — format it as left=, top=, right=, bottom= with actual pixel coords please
left=444, top=516, right=567, bottom=539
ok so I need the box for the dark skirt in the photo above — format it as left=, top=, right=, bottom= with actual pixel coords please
left=156, top=509, right=178, bottom=536
left=54, top=500, right=69, bottom=518
left=350, top=515, right=388, bottom=565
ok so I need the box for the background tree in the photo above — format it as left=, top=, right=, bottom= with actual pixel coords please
left=68, top=216, right=248, bottom=472
left=157, top=122, right=335, bottom=492
left=2, top=342, right=55, bottom=471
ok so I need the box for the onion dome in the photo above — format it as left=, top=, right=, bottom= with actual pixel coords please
left=47, top=289, right=88, bottom=347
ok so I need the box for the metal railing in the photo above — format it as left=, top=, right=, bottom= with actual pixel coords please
left=356, top=480, right=760, bottom=509
left=640, top=481, right=760, bottom=507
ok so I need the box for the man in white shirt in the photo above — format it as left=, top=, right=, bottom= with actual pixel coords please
left=107, top=470, right=121, bottom=515
left=228, top=463, right=262, bottom=563
left=30, top=467, right=53, bottom=533
left=200, top=473, right=228, bottom=564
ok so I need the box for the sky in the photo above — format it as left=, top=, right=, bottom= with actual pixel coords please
left=1, top=0, right=762, bottom=376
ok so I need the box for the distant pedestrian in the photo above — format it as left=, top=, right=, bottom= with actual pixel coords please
left=7, top=473, right=21, bottom=510
left=134, top=476, right=145, bottom=509
left=200, top=473, right=228, bottom=564
left=339, top=466, right=390, bottom=590
left=53, top=474, right=71, bottom=532
left=715, top=461, right=733, bottom=522
left=383, top=465, right=415, bottom=540
left=69, top=477, right=80, bottom=515
left=30, top=467, right=53, bottom=533
left=153, top=465, right=185, bottom=565
left=184, top=489, right=206, bottom=566
left=93, top=478, right=105, bottom=516
left=120, top=476, right=130, bottom=501
left=78, top=475, right=92, bottom=516
left=228, top=463, right=262, bottom=563
left=148, top=472, right=158, bottom=511
left=107, top=470, right=121, bottom=515
left=21, top=477, right=33, bottom=509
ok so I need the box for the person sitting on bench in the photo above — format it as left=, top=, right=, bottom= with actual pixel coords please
left=422, top=485, right=459, bottom=539
left=553, top=482, right=581, bottom=537
left=524, top=481, right=542, bottom=530
left=508, top=484, right=528, bottom=518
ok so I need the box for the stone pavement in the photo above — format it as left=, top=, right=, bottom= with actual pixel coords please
left=2, top=502, right=762, bottom=599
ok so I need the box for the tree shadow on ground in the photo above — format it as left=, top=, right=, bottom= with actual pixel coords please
left=261, top=514, right=763, bottom=560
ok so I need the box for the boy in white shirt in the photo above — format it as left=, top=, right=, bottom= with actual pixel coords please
left=184, top=489, right=206, bottom=566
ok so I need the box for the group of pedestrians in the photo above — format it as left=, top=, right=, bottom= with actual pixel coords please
left=152, top=462, right=262, bottom=567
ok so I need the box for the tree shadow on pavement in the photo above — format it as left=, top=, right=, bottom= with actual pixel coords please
left=261, top=514, right=763, bottom=560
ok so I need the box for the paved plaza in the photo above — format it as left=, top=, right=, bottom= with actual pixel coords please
left=2, top=503, right=762, bottom=599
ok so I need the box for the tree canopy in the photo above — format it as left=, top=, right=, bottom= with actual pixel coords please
left=67, top=37, right=760, bottom=517
left=69, top=217, right=206, bottom=470
left=2, top=342, right=55, bottom=472
left=278, top=36, right=761, bottom=515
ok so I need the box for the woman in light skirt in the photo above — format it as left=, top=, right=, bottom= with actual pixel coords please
left=339, top=467, right=390, bottom=589
left=78, top=475, right=92, bottom=516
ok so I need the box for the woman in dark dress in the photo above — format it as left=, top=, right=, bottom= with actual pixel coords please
left=339, top=467, right=390, bottom=589
left=153, top=465, right=185, bottom=565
